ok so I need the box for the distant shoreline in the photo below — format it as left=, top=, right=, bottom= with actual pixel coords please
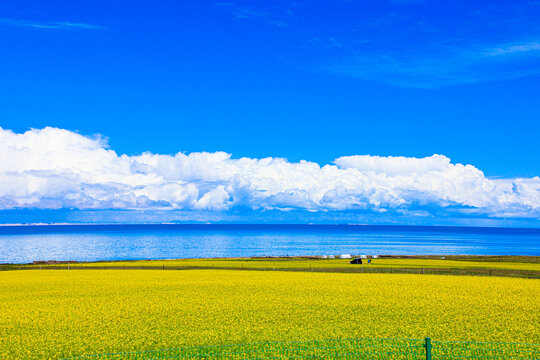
left=1, top=222, right=540, bottom=231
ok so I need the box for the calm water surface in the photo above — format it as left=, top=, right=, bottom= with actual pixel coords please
left=0, top=224, right=539, bottom=263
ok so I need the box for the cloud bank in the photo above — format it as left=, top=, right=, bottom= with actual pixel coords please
left=0, top=127, right=539, bottom=219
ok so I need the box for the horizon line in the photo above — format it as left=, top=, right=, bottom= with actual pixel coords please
left=1, top=222, right=540, bottom=230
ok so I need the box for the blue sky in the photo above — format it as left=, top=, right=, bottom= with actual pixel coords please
left=1, top=1, right=540, bottom=225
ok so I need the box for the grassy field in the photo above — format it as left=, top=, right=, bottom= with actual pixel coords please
left=0, top=269, right=538, bottom=359
left=7, top=256, right=540, bottom=278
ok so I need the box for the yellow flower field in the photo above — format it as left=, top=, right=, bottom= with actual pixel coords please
left=0, top=270, right=538, bottom=359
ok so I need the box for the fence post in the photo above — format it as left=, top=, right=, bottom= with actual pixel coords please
left=422, top=267, right=425, bottom=275
left=424, top=337, right=432, bottom=360
left=163, top=265, right=165, bottom=271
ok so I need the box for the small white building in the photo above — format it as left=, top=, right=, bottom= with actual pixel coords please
left=372, top=255, right=379, bottom=259
left=321, top=255, right=328, bottom=259
left=359, top=255, right=367, bottom=259
left=328, top=255, right=335, bottom=259
left=339, top=254, right=352, bottom=259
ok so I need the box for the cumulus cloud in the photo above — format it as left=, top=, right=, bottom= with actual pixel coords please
left=0, top=127, right=539, bottom=219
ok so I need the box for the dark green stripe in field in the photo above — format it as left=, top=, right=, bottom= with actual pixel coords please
left=2, top=256, right=539, bottom=279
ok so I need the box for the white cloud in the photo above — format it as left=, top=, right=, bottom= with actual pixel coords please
left=330, top=39, right=540, bottom=88
left=0, top=126, right=539, bottom=219
left=485, top=42, right=540, bottom=56
left=0, top=17, right=108, bottom=31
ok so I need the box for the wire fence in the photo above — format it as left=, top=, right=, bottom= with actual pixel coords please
left=2, top=263, right=539, bottom=279
left=63, top=338, right=540, bottom=359
left=431, top=339, right=540, bottom=359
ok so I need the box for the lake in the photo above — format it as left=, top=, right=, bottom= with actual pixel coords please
left=0, top=224, right=539, bottom=264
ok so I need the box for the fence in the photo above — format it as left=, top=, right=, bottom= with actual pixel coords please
left=2, top=263, right=539, bottom=279
left=63, top=338, right=540, bottom=359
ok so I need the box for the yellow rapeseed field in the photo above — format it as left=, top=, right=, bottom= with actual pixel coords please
left=0, top=270, right=538, bottom=359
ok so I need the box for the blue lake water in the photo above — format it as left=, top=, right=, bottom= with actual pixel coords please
left=0, top=224, right=539, bottom=264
